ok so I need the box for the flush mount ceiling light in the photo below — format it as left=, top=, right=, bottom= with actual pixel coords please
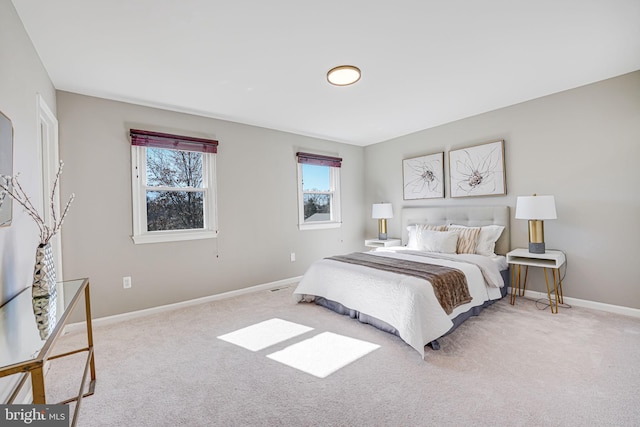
left=327, top=65, right=361, bottom=86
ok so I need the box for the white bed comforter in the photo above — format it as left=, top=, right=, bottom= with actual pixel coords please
left=293, top=248, right=505, bottom=357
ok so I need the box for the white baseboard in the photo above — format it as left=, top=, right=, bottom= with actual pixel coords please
left=65, top=276, right=303, bottom=333
left=509, top=287, right=640, bottom=318
left=65, top=280, right=639, bottom=335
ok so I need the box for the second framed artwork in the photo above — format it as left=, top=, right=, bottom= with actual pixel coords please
left=402, top=152, right=444, bottom=200
left=449, top=139, right=506, bottom=198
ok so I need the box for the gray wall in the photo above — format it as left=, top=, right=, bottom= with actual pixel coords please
left=364, top=71, right=640, bottom=309
left=0, top=0, right=57, bottom=302
left=57, top=92, right=365, bottom=318
left=0, top=0, right=57, bottom=401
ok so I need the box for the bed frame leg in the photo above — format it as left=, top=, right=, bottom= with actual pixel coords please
left=429, top=340, right=441, bottom=350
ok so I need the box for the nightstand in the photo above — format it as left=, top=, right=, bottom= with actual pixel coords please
left=507, top=248, right=566, bottom=313
left=364, top=238, right=402, bottom=248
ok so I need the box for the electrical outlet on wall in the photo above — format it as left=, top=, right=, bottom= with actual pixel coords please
left=290, top=252, right=296, bottom=262
left=123, top=276, right=132, bottom=289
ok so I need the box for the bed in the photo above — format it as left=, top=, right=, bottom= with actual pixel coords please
left=293, top=206, right=510, bottom=358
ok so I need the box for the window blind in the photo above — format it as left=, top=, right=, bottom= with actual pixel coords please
left=296, top=152, right=342, bottom=168
left=130, top=129, right=218, bottom=154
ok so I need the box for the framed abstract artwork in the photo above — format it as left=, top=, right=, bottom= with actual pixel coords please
left=402, top=152, right=444, bottom=200
left=449, top=140, right=506, bottom=198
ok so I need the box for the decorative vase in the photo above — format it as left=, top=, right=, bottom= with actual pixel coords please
left=32, top=293, right=56, bottom=339
left=32, top=242, right=57, bottom=298
left=32, top=242, right=57, bottom=339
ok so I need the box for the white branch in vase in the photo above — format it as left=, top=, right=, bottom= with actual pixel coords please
left=0, top=161, right=75, bottom=245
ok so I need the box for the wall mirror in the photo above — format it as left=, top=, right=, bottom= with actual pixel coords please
left=0, top=110, right=13, bottom=227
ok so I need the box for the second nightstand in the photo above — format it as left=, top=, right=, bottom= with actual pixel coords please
left=364, top=238, right=402, bottom=248
left=507, top=248, right=566, bottom=313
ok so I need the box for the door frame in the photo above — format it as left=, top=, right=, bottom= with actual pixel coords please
left=36, top=94, right=63, bottom=282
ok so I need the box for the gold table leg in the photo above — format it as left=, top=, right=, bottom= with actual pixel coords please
left=511, top=265, right=530, bottom=306
left=510, top=265, right=517, bottom=304
left=510, top=265, right=523, bottom=305
left=520, top=266, right=529, bottom=296
left=31, top=365, right=46, bottom=404
left=85, top=283, right=97, bottom=383
left=552, top=269, right=561, bottom=310
left=554, top=268, right=564, bottom=305
left=543, top=267, right=558, bottom=314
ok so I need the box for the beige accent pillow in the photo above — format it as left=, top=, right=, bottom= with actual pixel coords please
left=447, top=225, right=481, bottom=254
left=449, top=224, right=505, bottom=256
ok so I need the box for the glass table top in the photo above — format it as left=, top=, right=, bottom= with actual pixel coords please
left=0, top=279, right=87, bottom=370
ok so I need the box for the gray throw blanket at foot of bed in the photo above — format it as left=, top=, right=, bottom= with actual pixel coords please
left=326, top=252, right=472, bottom=315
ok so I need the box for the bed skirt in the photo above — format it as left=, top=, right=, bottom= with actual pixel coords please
left=313, top=268, right=510, bottom=351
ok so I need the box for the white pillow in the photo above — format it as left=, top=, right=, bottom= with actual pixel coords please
left=476, top=225, right=505, bottom=256
left=406, top=225, right=419, bottom=248
left=449, top=224, right=505, bottom=256
left=417, top=230, right=459, bottom=254
left=406, top=224, right=447, bottom=248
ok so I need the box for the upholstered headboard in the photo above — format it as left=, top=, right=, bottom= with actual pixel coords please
left=401, top=206, right=510, bottom=255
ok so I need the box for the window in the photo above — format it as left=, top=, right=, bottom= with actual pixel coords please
left=130, top=129, right=218, bottom=244
left=297, top=152, right=342, bottom=230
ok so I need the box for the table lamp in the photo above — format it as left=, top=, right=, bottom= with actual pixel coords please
left=372, top=203, right=393, bottom=240
left=515, top=194, right=557, bottom=254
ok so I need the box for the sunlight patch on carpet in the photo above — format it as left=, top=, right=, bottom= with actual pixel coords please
left=217, top=318, right=314, bottom=351
left=266, top=332, right=380, bottom=378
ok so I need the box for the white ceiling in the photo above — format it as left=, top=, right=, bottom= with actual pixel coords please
left=12, top=0, right=640, bottom=146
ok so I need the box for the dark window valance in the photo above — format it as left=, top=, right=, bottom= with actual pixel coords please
left=130, top=129, right=218, bottom=154
left=296, top=152, right=342, bottom=168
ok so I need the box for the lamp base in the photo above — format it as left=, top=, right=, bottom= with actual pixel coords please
left=377, top=218, right=388, bottom=241
left=528, top=242, right=545, bottom=254
left=528, top=219, right=546, bottom=254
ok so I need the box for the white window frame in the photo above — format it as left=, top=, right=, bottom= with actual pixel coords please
left=131, top=146, right=218, bottom=244
left=297, top=162, right=341, bottom=230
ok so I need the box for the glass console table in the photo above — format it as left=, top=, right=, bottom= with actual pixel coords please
left=0, top=278, right=96, bottom=426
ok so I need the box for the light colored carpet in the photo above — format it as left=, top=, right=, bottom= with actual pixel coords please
left=46, top=285, right=640, bottom=426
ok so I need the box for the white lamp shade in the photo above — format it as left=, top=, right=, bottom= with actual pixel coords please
left=372, top=203, right=393, bottom=219
left=515, top=195, right=557, bottom=220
